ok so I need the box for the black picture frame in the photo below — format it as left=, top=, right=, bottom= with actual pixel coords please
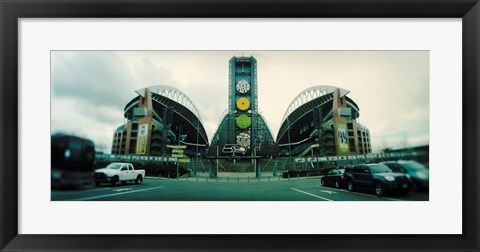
left=1, top=0, right=479, bottom=251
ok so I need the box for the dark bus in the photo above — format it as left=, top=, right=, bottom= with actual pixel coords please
left=51, top=134, right=95, bottom=188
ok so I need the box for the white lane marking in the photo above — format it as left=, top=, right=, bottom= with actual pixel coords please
left=113, top=188, right=132, bottom=192
left=291, top=188, right=333, bottom=201
left=320, top=190, right=337, bottom=195
left=315, top=185, right=405, bottom=201
left=71, top=186, right=164, bottom=201
left=315, top=185, right=378, bottom=198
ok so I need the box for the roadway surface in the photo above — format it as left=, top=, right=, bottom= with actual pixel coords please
left=52, top=177, right=429, bottom=201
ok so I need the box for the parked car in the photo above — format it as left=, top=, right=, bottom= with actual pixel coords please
left=381, top=160, right=429, bottom=191
left=320, top=169, right=346, bottom=189
left=343, top=165, right=354, bottom=175
left=94, top=162, right=145, bottom=186
left=344, top=163, right=413, bottom=196
left=282, top=170, right=308, bottom=178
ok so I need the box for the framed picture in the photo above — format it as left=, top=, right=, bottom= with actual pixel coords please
left=1, top=0, right=479, bottom=251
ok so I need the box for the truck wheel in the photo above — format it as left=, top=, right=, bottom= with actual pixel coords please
left=111, top=176, right=118, bottom=187
left=135, top=175, right=143, bottom=185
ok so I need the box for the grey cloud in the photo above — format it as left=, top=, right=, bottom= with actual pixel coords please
left=132, top=58, right=176, bottom=86
left=51, top=51, right=136, bottom=109
left=51, top=51, right=182, bottom=152
left=175, top=80, right=228, bottom=138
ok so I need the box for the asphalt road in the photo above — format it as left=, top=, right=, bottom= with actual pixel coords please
left=52, top=177, right=429, bottom=201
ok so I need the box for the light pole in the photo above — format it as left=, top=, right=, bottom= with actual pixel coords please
left=287, top=117, right=292, bottom=171
left=195, top=120, right=199, bottom=175
left=176, top=124, right=181, bottom=179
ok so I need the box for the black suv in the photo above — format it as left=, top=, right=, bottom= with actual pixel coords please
left=344, top=163, right=413, bottom=196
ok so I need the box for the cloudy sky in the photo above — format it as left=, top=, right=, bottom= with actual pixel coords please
left=51, top=51, right=429, bottom=153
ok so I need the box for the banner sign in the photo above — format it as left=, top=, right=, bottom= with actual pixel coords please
left=307, top=157, right=317, bottom=162
left=178, top=159, right=191, bottom=163
left=329, top=156, right=338, bottom=161
left=167, top=145, right=187, bottom=149
left=172, top=149, right=184, bottom=154
left=295, top=158, right=306, bottom=163
left=96, top=154, right=178, bottom=163
left=348, top=156, right=357, bottom=160
left=172, top=154, right=184, bottom=158
left=336, top=122, right=350, bottom=154
left=136, top=123, right=149, bottom=155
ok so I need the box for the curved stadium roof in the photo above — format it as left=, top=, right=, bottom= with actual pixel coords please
left=124, top=85, right=209, bottom=145
left=135, top=85, right=203, bottom=122
left=276, top=85, right=360, bottom=144
left=281, top=85, right=350, bottom=125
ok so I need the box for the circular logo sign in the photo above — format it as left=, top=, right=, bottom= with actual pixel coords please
left=236, top=114, right=251, bottom=129
left=236, top=97, right=251, bottom=111
left=236, top=132, right=251, bottom=148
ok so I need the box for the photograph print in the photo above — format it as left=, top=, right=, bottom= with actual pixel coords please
left=50, top=51, right=429, bottom=201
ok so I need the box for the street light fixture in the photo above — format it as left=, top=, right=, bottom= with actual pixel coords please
left=287, top=116, right=292, bottom=171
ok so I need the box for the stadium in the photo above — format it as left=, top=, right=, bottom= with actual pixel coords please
left=108, top=56, right=372, bottom=175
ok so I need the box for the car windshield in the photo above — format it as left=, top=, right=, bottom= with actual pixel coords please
left=369, top=164, right=392, bottom=173
left=401, top=161, right=428, bottom=171
left=106, top=163, right=123, bottom=169
left=329, top=170, right=340, bottom=175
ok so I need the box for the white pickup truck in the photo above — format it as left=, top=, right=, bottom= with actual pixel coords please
left=94, top=162, right=145, bottom=186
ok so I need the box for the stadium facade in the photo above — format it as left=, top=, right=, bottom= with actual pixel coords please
left=276, top=86, right=371, bottom=158
left=111, top=86, right=209, bottom=158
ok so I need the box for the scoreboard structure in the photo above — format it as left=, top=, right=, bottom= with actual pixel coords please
left=209, top=56, right=277, bottom=157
